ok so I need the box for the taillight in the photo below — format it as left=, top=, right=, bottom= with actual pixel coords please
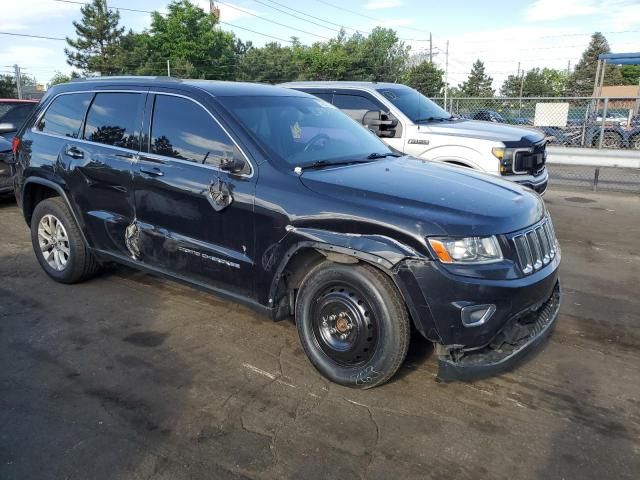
left=11, top=136, right=20, bottom=154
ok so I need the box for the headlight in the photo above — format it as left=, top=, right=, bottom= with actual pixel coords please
left=428, top=236, right=503, bottom=264
left=491, top=146, right=532, bottom=174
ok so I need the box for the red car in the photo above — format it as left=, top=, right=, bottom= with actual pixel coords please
left=0, top=99, right=38, bottom=140
left=0, top=99, right=37, bottom=194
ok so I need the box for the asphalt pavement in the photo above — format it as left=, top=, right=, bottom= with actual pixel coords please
left=1, top=187, right=639, bottom=479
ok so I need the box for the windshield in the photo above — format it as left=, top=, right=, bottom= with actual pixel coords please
left=378, top=87, right=450, bottom=123
left=218, top=95, right=391, bottom=168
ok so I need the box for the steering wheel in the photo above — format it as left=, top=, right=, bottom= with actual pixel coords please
left=303, top=133, right=330, bottom=152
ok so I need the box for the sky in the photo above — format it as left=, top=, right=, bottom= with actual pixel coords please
left=1, top=0, right=640, bottom=91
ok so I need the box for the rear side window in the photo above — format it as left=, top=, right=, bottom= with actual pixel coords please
left=333, top=94, right=384, bottom=124
left=84, top=93, right=144, bottom=150
left=150, top=95, right=246, bottom=172
left=0, top=104, right=35, bottom=126
left=36, top=93, right=92, bottom=138
left=311, top=93, right=332, bottom=103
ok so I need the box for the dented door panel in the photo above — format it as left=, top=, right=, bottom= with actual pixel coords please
left=132, top=156, right=256, bottom=298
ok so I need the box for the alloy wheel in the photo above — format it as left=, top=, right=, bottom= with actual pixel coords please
left=38, top=214, right=70, bottom=271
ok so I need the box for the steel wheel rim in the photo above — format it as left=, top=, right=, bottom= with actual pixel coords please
left=38, top=214, right=70, bottom=271
left=311, top=283, right=378, bottom=366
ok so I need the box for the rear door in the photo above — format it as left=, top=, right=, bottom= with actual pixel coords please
left=132, top=92, right=256, bottom=298
left=64, top=90, right=146, bottom=255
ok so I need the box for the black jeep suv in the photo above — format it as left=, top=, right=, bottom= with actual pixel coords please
left=12, top=77, right=561, bottom=388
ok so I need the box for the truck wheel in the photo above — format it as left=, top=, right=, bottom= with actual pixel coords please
left=30, top=197, right=100, bottom=284
left=295, top=261, right=410, bottom=389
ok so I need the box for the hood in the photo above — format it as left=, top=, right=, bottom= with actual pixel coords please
left=299, top=157, right=545, bottom=237
left=423, top=119, right=545, bottom=145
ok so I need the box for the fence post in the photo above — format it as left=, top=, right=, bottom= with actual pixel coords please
left=593, top=167, right=600, bottom=192
left=598, top=97, right=609, bottom=149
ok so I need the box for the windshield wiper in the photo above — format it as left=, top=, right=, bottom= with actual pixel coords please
left=414, top=116, right=455, bottom=123
left=298, top=159, right=373, bottom=171
left=367, top=152, right=402, bottom=159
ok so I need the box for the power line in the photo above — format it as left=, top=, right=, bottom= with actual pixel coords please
left=314, top=0, right=427, bottom=34
left=252, top=0, right=342, bottom=33
left=216, top=1, right=331, bottom=40
left=51, top=0, right=293, bottom=43
left=218, top=21, right=293, bottom=43
left=0, top=31, right=65, bottom=41
left=54, top=0, right=152, bottom=14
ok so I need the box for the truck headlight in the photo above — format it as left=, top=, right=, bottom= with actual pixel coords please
left=428, top=236, right=503, bottom=264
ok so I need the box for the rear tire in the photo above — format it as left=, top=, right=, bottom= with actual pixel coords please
left=30, top=197, right=100, bottom=284
left=295, top=261, right=410, bottom=389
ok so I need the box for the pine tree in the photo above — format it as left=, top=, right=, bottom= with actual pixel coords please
left=403, top=61, right=445, bottom=97
left=459, top=60, right=494, bottom=97
left=65, top=0, right=125, bottom=75
left=567, top=32, right=623, bottom=96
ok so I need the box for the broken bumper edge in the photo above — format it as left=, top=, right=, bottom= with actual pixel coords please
left=436, top=282, right=561, bottom=382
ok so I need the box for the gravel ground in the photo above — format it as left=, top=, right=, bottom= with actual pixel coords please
left=0, top=187, right=639, bottom=480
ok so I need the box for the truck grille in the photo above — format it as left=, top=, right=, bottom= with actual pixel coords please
left=513, top=141, right=546, bottom=175
left=512, top=216, right=558, bottom=275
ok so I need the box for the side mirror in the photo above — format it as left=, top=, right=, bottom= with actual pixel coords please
left=0, top=123, right=16, bottom=135
left=219, top=155, right=246, bottom=174
left=362, top=110, right=396, bottom=138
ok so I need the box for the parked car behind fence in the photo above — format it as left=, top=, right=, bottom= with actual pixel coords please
left=436, top=96, right=640, bottom=150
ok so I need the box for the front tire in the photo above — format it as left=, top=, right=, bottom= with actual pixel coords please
left=295, top=261, right=410, bottom=389
left=30, top=197, right=100, bottom=283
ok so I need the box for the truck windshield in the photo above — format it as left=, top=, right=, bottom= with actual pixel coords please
left=218, top=95, right=392, bottom=168
left=378, top=87, right=451, bottom=123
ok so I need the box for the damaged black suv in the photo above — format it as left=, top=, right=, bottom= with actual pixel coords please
left=12, top=78, right=561, bottom=388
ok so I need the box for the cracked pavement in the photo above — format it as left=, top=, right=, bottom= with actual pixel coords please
left=1, top=187, right=639, bottom=479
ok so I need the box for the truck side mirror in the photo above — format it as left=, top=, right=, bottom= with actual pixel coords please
left=363, top=110, right=396, bottom=138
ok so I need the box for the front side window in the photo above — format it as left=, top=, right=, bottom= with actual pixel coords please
left=150, top=95, right=246, bottom=172
left=37, top=93, right=92, bottom=138
left=84, top=93, right=144, bottom=150
left=378, top=87, right=451, bottom=123
left=218, top=95, right=391, bottom=168
left=332, top=94, right=383, bottom=124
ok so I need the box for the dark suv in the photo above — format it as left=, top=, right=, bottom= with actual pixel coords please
left=13, top=77, right=561, bottom=388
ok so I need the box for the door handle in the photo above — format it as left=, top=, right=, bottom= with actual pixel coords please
left=65, top=145, right=84, bottom=159
left=139, top=166, right=164, bottom=177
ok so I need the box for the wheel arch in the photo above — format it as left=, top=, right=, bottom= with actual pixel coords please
left=267, top=230, right=430, bottom=336
left=22, top=177, right=90, bottom=245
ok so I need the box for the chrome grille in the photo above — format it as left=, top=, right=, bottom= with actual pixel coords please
left=512, top=216, right=558, bottom=275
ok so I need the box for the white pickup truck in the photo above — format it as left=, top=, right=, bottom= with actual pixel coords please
left=282, top=81, right=549, bottom=194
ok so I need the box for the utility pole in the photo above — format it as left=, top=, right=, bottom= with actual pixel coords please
left=518, top=69, right=525, bottom=116
left=429, top=32, right=432, bottom=63
left=566, top=60, right=571, bottom=76
left=443, top=40, right=449, bottom=111
left=14, top=64, right=22, bottom=100
left=517, top=61, right=520, bottom=78
left=167, top=60, right=171, bottom=77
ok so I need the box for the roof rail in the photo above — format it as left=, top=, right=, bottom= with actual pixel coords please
left=70, top=75, right=181, bottom=82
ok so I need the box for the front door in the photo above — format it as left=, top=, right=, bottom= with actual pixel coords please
left=132, top=93, right=256, bottom=298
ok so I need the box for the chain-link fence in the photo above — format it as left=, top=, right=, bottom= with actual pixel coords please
left=548, top=165, right=640, bottom=193
left=433, top=96, right=640, bottom=150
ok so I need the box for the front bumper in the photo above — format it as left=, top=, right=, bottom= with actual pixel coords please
left=437, top=282, right=560, bottom=381
left=504, top=168, right=548, bottom=195
left=394, top=251, right=560, bottom=380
